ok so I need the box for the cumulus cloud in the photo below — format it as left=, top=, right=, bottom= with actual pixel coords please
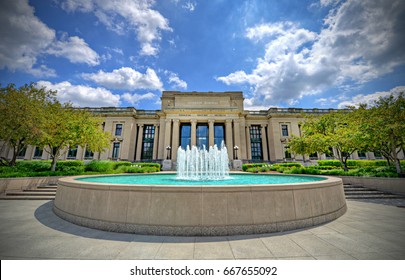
left=121, top=92, right=157, bottom=106
left=337, top=86, right=405, bottom=108
left=82, top=67, right=163, bottom=90
left=47, top=35, right=100, bottom=66
left=165, top=71, right=187, bottom=89
left=217, top=0, right=405, bottom=108
left=0, top=0, right=100, bottom=76
left=59, top=0, right=172, bottom=56
left=37, top=80, right=120, bottom=107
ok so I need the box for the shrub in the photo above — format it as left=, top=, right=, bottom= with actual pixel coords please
left=242, top=163, right=268, bottom=171
left=276, top=162, right=303, bottom=167
left=85, top=160, right=112, bottom=172
left=317, top=160, right=342, bottom=167
left=16, top=160, right=52, bottom=172
left=56, top=160, right=84, bottom=173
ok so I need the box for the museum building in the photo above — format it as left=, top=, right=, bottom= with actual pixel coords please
left=4, top=91, right=389, bottom=164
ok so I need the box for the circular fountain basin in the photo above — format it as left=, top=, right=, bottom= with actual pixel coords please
left=53, top=173, right=347, bottom=236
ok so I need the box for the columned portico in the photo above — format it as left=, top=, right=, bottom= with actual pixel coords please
left=135, top=124, right=144, bottom=161
left=261, top=125, right=269, bottom=161
left=208, top=120, right=214, bottom=147
left=171, top=119, right=180, bottom=160
left=191, top=119, right=197, bottom=147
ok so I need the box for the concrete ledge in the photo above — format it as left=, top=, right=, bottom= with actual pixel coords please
left=0, top=176, right=62, bottom=194
left=340, top=176, right=405, bottom=195
left=54, top=174, right=347, bottom=236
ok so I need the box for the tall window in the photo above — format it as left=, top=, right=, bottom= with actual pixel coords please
left=281, top=124, right=289, bottom=137
left=250, top=125, right=262, bottom=160
left=141, top=125, right=155, bottom=160
left=67, top=145, right=78, bottom=159
left=112, top=142, right=120, bottom=159
left=214, top=124, right=225, bottom=148
left=33, top=147, right=43, bottom=159
left=326, top=147, right=334, bottom=158
left=196, top=124, right=208, bottom=149
left=115, top=123, right=123, bottom=136
left=84, top=147, right=94, bottom=159
left=17, top=147, right=27, bottom=158
left=357, top=151, right=366, bottom=159
left=284, top=146, right=292, bottom=159
left=180, top=124, right=191, bottom=149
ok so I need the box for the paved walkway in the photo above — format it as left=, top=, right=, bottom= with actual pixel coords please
left=0, top=199, right=404, bottom=260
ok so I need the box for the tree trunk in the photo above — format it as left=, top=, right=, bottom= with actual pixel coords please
left=51, top=157, right=57, bottom=172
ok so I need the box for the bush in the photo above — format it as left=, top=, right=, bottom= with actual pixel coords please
left=56, top=160, right=84, bottom=173
left=276, top=162, right=303, bottom=167
left=317, top=160, right=342, bottom=167
left=84, top=160, right=132, bottom=172
left=242, top=163, right=268, bottom=171
left=16, top=160, right=51, bottom=172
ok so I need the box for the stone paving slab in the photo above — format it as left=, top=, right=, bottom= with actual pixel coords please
left=0, top=199, right=404, bottom=260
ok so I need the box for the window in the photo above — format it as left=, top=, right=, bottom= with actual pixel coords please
left=196, top=124, right=209, bottom=149
left=33, top=147, right=43, bottom=159
left=214, top=124, right=225, bottom=148
left=67, top=145, right=78, bottom=159
left=281, top=124, right=289, bottom=137
left=84, top=148, right=94, bottom=159
left=17, top=147, right=27, bottom=158
left=115, top=123, right=123, bottom=136
left=374, top=151, right=383, bottom=159
left=141, top=125, right=155, bottom=160
left=180, top=124, right=191, bottom=150
left=250, top=125, right=262, bottom=160
left=112, top=142, right=120, bottom=159
left=284, top=146, right=292, bottom=159
left=358, top=151, right=366, bottom=159
left=309, top=152, right=318, bottom=160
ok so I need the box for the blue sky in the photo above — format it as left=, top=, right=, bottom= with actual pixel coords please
left=1, top=0, right=404, bottom=110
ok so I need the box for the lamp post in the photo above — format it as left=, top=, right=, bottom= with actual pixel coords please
left=166, top=146, right=172, bottom=160
left=233, top=145, right=239, bottom=160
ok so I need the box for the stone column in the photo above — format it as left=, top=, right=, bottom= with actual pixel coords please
left=135, top=124, right=144, bottom=161
left=233, top=119, right=241, bottom=158
left=163, top=119, right=172, bottom=157
left=261, top=125, right=269, bottom=161
left=152, top=125, right=159, bottom=160
left=172, top=119, right=180, bottom=161
left=208, top=120, right=214, bottom=147
left=239, top=118, right=247, bottom=160
left=225, top=119, right=233, bottom=159
left=191, top=119, right=197, bottom=147
left=157, top=118, right=166, bottom=159
left=245, top=125, right=252, bottom=160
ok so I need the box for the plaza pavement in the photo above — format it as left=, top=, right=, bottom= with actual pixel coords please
left=0, top=199, right=404, bottom=260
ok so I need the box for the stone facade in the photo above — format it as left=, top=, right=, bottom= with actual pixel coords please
left=1, top=91, right=401, bottom=163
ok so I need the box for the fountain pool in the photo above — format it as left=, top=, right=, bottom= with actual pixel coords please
left=54, top=172, right=346, bottom=236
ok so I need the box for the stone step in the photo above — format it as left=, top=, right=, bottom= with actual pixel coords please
left=346, top=194, right=405, bottom=199
left=24, top=189, right=57, bottom=193
left=0, top=194, right=55, bottom=200
left=5, top=191, right=56, bottom=196
left=344, top=190, right=386, bottom=195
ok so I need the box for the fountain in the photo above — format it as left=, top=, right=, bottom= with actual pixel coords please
left=53, top=145, right=347, bottom=236
left=176, top=143, right=229, bottom=180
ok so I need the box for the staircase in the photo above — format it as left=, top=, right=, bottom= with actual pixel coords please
left=0, top=185, right=57, bottom=200
left=344, top=183, right=405, bottom=200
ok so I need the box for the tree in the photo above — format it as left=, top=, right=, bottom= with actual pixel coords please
left=357, top=93, right=405, bottom=175
left=0, top=83, right=56, bottom=166
left=34, top=102, right=110, bottom=171
left=288, top=111, right=367, bottom=171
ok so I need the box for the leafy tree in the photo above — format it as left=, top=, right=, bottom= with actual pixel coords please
left=0, top=83, right=56, bottom=166
left=288, top=111, right=367, bottom=171
left=34, top=102, right=110, bottom=171
left=357, top=93, right=405, bottom=175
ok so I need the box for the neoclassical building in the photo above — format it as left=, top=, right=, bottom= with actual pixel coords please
left=2, top=91, right=391, bottom=163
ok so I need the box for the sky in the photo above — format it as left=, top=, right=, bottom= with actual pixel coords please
left=1, top=0, right=404, bottom=110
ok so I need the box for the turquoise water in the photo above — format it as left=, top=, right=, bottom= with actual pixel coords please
left=76, top=173, right=326, bottom=186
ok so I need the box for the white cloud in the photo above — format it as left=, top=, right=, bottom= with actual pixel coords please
left=121, top=92, right=157, bottom=106
left=337, top=86, right=405, bottom=108
left=0, top=0, right=100, bottom=76
left=59, top=0, right=172, bottom=56
left=37, top=80, right=120, bottom=107
left=217, top=0, right=405, bottom=107
left=47, top=35, right=100, bottom=66
left=0, top=0, right=55, bottom=76
left=165, top=71, right=187, bottom=89
left=182, top=1, right=196, bottom=12
left=82, top=67, right=163, bottom=90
